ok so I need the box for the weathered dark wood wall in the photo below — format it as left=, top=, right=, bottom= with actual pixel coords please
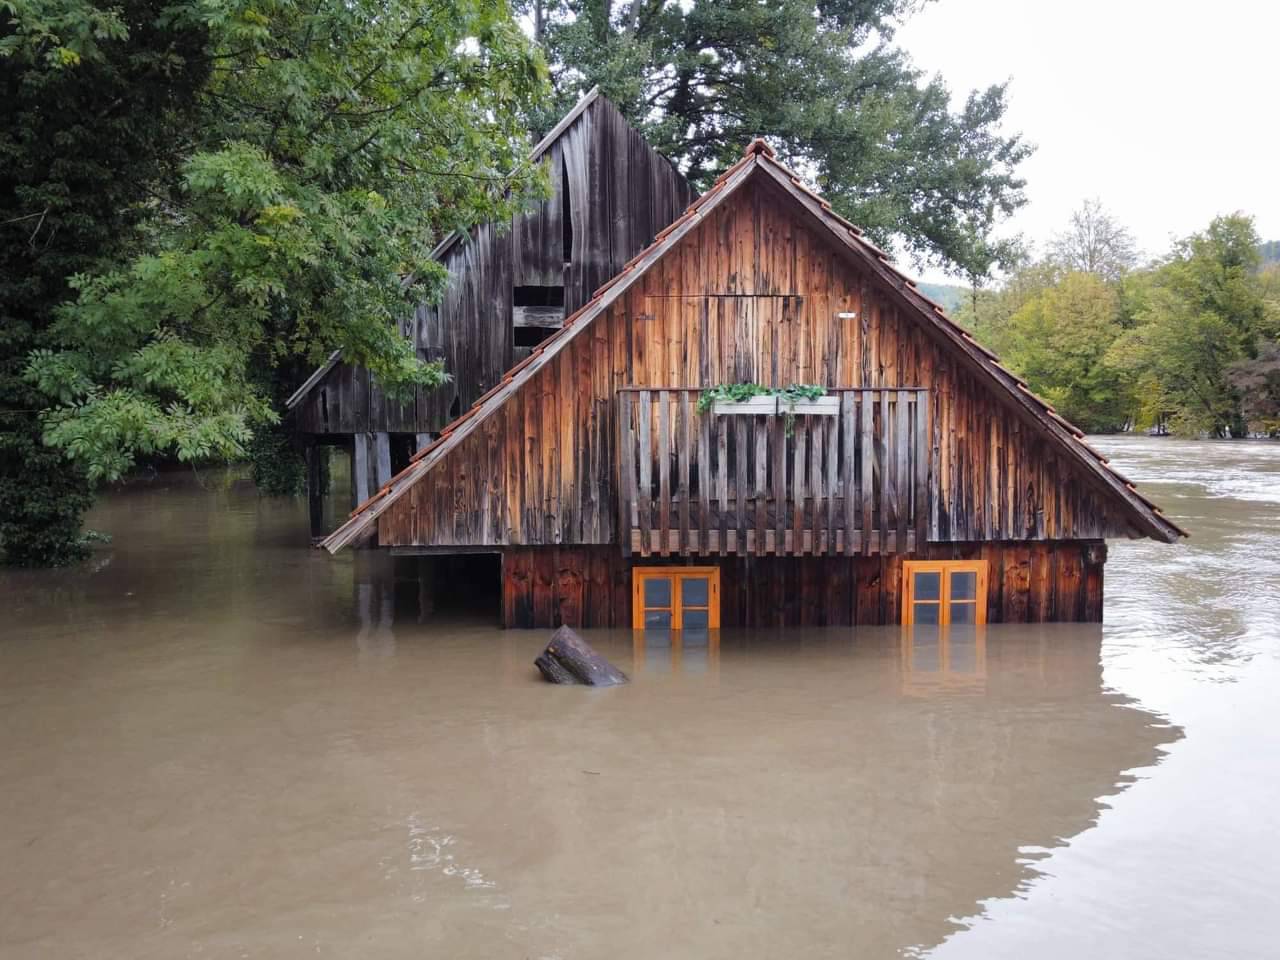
left=292, top=96, right=694, bottom=437
left=500, top=540, right=1105, bottom=629
left=377, top=174, right=1145, bottom=549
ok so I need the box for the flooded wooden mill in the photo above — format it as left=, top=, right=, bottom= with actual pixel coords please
left=2, top=436, right=1278, bottom=959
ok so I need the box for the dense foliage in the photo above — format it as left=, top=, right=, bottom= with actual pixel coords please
left=1, top=0, right=210, bottom=564
left=522, top=0, right=1030, bottom=278
left=961, top=205, right=1280, bottom=437
left=2, top=0, right=548, bottom=563
left=23, top=0, right=548, bottom=484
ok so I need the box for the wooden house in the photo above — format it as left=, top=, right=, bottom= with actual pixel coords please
left=319, top=139, right=1186, bottom=628
left=286, top=89, right=695, bottom=533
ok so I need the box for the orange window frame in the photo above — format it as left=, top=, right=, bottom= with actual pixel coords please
left=632, top=567, right=721, bottom=630
left=902, top=560, right=989, bottom=626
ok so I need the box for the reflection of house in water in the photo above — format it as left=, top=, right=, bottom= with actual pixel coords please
left=508, top=625, right=1180, bottom=957
left=631, top=628, right=720, bottom=678
left=899, top=627, right=988, bottom=697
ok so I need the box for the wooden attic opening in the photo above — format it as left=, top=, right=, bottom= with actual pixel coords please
left=513, top=285, right=566, bottom=350
left=512, top=155, right=573, bottom=354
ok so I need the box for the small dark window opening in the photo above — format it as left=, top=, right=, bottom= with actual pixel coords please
left=513, top=285, right=565, bottom=351
left=449, top=394, right=461, bottom=419
left=515, top=325, right=557, bottom=348
left=561, top=156, right=573, bottom=264
left=389, top=435, right=417, bottom=475
left=513, top=286, right=565, bottom=308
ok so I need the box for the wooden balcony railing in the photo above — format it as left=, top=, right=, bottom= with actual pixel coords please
left=616, top=387, right=928, bottom=557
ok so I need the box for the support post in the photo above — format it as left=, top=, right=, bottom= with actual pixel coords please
left=374, top=431, right=392, bottom=488
left=306, top=444, right=324, bottom=539
left=352, top=434, right=370, bottom=509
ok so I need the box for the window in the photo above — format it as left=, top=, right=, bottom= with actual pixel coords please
left=513, top=285, right=565, bottom=351
left=902, top=560, right=988, bottom=625
left=631, top=567, right=721, bottom=631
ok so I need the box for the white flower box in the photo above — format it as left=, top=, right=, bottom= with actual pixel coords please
left=780, top=396, right=839, bottom=416
left=712, top=396, right=779, bottom=416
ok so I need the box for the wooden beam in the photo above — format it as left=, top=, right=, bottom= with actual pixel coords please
left=374, top=432, right=392, bottom=489
left=513, top=305, right=566, bottom=328
left=306, top=445, right=324, bottom=538
left=352, top=434, right=370, bottom=510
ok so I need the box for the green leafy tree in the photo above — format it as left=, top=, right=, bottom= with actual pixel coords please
left=1, top=0, right=210, bottom=564
left=954, top=258, right=1061, bottom=344
left=4, top=0, right=548, bottom=562
left=996, top=272, right=1130, bottom=432
left=1109, top=214, right=1278, bottom=437
left=21, top=0, right=548, bottom=487
left=523, top=0, right=1030, bottom=277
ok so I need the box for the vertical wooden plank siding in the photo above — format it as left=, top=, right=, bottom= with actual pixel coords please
left=879, top=391, right=891, bottom=553
left=841, top=392, right=856, bottom=555
left=605, top=388, right=927, bottom=556
left=860, top=396, right=873, bottom=556
left=697, top=410, right=711, bottom=555
left=374, top=176, right=1147, bottom=552
left=499, top=540, right=1106, bottom=628
left=895, top=392, right=909, bottom=552
left=657, top=390, right=670, bottom=556
left=637, top=391, right=652, bottom=555
left=293, top=93, right=694, bottom=439
left=679, top=392, right=691, bottom=556
left=617, top=392, right=634, bottom=556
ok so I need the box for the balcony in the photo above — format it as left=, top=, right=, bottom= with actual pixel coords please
left=616, top=387, right=928, bottom=557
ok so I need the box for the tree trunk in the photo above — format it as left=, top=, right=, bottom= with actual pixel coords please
left=535, top=626, right=628, bottom=686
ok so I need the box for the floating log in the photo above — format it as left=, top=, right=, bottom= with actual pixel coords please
left=535, top=626, right=628, bottom=685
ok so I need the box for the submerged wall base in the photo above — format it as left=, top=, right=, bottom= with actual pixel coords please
left=500, top=541, right=1104, bottom=629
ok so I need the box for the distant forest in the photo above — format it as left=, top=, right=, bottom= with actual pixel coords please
left=954, top=203, right=1279, bottom=438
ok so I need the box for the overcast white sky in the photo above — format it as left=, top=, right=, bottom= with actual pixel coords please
left=893, top=0, right=1280, bottom=282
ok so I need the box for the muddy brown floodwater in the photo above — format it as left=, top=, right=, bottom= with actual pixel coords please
left=2, top=436, right=1278, bottom=959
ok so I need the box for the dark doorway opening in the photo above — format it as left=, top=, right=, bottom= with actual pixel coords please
left=404, top=553, right=502, bottom=624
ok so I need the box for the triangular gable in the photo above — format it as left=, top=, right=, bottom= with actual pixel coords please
left=322, top=140, right=1185, bottom=552
left=285, top=87, right=605, bottom=414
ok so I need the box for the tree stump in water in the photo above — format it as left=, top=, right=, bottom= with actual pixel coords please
left=535, top=626, right=628, bottom=686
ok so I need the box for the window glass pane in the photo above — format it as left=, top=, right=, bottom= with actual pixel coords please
left=951, top=570, right=977, bottom=601
left=681, top=576, right=709, bottom=607
left=683, top=608, right=709, bottom=631
left=950, top=602, right=976, bottom=625
left=643, top=576, right=672, bottom=607
left=913, top=602, right=940, bottom=625
left=644, top=609, right=672, bottom=629
left=913, top=571, right=941, bottom=601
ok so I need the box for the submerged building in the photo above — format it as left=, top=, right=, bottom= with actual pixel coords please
left=316, top=132, right=1185, bottom=628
